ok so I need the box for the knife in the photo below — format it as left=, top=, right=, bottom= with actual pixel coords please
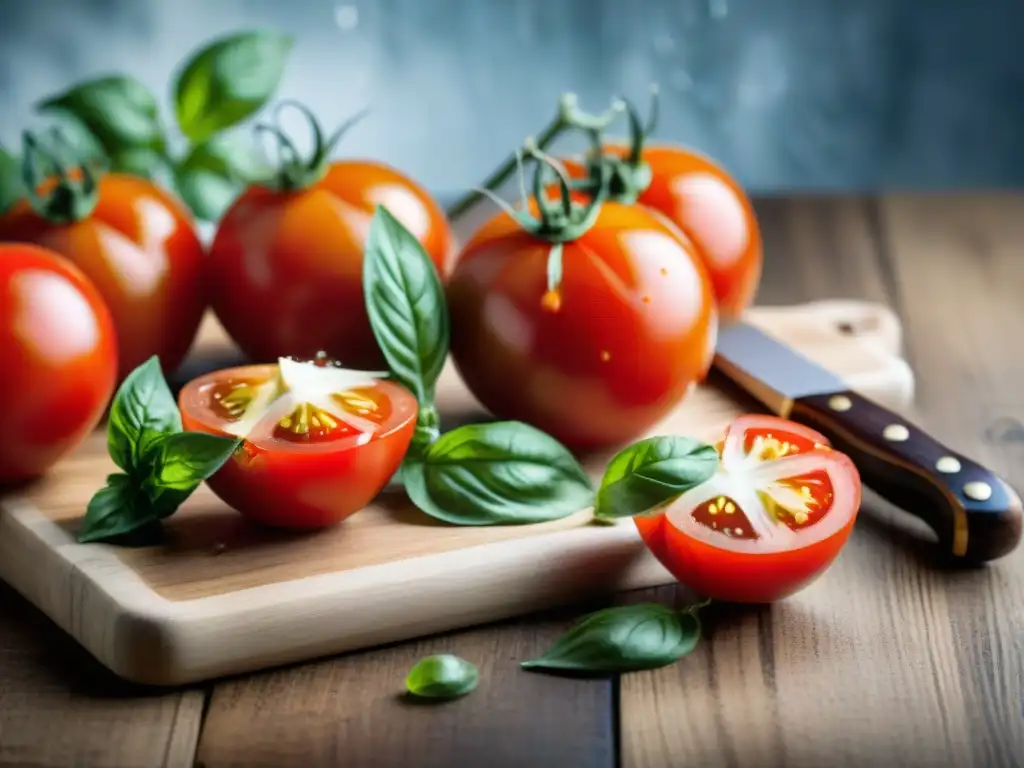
left=713, top=320, right=1023, bottom=563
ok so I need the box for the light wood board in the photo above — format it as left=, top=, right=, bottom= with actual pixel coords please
left=0, top=299, right=914, bottom=686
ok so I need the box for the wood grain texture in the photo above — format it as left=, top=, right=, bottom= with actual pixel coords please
left=619, top=195, right=1024, bottom=768
left=0, top=581, right=203, bottom=768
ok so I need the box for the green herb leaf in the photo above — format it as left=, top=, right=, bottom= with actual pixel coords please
left=402, top=421, right=594, bottom=525
left=0, top=144, right=24, bottom=214
left=77, top=473, right=155, bottom=543
left=37, top=75, right=165, bottom=157
left=107, top=356, right=182, bottom=472
left=173, top=132, right=270, bottom=220
left=405, top=654, right=479, bottom=699
left=173, top=30, right=293, bottom=144
left=521, top=603, right=701, bottom=674
left=593, top=436, right=719, bottom=521
left=363, top=204, right=449, bottom=407
left=107, top=146, right=170, bottom=181
left=143, top=431, right=240, bottom=493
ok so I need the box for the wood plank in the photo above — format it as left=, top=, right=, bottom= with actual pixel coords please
left=0, top=580, right=204, bottom=768
left=195, top=604, right=615, bottom=768
left=617, top=194, right=1000, bottom=768
left=880, top=193, right=1024, bottom=768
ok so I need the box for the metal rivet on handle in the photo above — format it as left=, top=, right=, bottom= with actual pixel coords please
left=936, top=456, right=962, bottom=474
left=963, top=481, right=993, bottom=502
left=828, top=395, right=852, bottom=412
left=883, top=424, right=910, bottom=442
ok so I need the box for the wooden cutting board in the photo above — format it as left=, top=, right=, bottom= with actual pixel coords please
left=0, top=299, right=914, bottom=687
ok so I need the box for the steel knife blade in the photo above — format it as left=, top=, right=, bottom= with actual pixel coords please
left=713, top=320, right=1022, bottom=563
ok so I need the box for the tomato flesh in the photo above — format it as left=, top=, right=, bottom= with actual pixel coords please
left=0, top=244, right=118, bottom=483
left=179, top=359, right=417, bottom=529
left=635, top=415, right=861, bottom=603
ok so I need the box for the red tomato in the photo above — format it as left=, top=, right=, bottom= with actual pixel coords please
left=447, top=199, right=718, bottom=452
left=178, top=355, right=417, bottom=529
left=562, top=144, right=762, bottom=320
left=0, top=243, right=117, bottom=483
left=635, top=415, right=861, bottom=603
left=208, top=161, right=453, bottom=370
left=0, top=173, right=207, bottom=380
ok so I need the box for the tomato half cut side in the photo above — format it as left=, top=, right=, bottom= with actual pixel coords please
left=635, top=415, right=862, bottom=603
left=179, top=355, right=417, bottom=529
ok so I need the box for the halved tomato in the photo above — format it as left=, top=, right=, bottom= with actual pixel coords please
left=635, top=415, right=862, bottom=603
left=178, top=354, right=417, bottom=529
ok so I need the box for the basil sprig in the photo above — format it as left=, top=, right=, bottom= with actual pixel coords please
left=593, top=436, right=719, bottom=521
left=363, top=205, right=595, bottom=525
left=521, top=602, right=705, bottom=674
left=78, top=357, right=240, bottom=544
left=405, top=654, right=479, bottom=700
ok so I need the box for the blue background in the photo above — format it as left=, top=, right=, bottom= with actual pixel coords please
left=1, top=0, right=1022, bottom=194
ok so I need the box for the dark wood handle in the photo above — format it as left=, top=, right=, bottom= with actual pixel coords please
left=789, top=390, right=1023, bottom=563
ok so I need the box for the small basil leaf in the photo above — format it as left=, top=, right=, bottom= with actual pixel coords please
left=107, top=356, right=182, bottom=472
left=363, top=204, right=449, bottom=406
left=594, top=436, right=719, bottom=520
left=173, top=30, right=293, bottom=143
left=37, top=75, right=165, bottom=156
left=173, top=132, right=270, bottom=220
left=521, top=603, right=701, bottom=674
left=402, top=421, right=594, bottom=525
left=78, top=473, right=156, bottom=543
left=0, top=144, right=24, bottom=214
left=405, top=654, right=479, bottom=699
left=142, top=430, right=240, bottom=493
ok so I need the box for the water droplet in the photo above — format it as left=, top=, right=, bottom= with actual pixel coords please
left=335, top=4, right=359, bottom=30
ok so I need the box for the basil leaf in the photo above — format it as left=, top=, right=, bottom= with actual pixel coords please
left=521, top=603, right=701, bottom=674
left=173, top=132, right=269, bottom=220
left=107, top=146, right=170, bottom=181
left=363, top=204, right=449, bottom=407
left=142, top=431, right=240, bottom=493
left=78, top=473, right=155, bottom=543
left=37, top=75, right=165, bottom=156
left=0, top=144, right=24, bottom=214
left=107, top=356, right=183, bottom=472
left=405, top=654, right=479, bottom=699
left=402, top=421, right=594, bottom=525
left=594, top=436, right=719, bottom=520
left=173, top=30, right=293, bottom=143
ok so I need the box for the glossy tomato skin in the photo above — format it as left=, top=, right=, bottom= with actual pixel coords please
left=179, top=367, right=417, bottom=529
left=447, top=201, right=717, bottom=452
left=208, top=161, right=453, bottom=370
left=0, top=243, right=117, bottom=483
left=636, top=416, right=860, bottom=603
left=563, top=145, right=762, bottom=320
left=0, top=174, right=206, bottom=380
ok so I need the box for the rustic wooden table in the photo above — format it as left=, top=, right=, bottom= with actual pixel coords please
left=2, top=194, right=1022, bottom=768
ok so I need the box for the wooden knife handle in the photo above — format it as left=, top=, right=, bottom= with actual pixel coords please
left=789, top=390, right=1023, bottom=563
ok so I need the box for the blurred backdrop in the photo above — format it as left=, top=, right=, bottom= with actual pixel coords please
left=1, top=0, right=1022, bottom=195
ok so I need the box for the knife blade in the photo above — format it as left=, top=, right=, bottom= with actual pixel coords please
left=713, top=320, right=1022, bottom=563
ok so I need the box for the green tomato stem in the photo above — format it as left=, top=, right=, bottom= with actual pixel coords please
left=20, top=128, right=101, bottom=224
left=445, top=92, right=625, bottom=222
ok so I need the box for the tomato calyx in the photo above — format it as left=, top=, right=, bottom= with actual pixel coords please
left=213, top=353, right=391, bottom=445
left=20, top=128, right=101, bottom=224
left=253, top=101, right=369, bottom=192
left=574, top=85, right=659, bottom=205
left=475, top=141, right=612, bottom=306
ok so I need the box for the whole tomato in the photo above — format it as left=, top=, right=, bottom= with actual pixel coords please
left=0, top=138, right=206, bottom=381
left=208, top=106, right=453, bottom=370
left=560, top=93, right=762, bottom=320
left=0, top=243, right=118, bottom=484
left=447, top=153, right=718, bottom=453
